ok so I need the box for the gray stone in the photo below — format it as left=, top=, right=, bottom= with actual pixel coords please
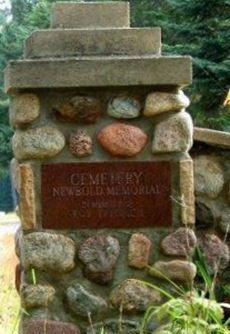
left=5, top=56, right=192, bottom=92
left=21, top=284, right=55, bottom=309
left=194, top=155, right=224, bottom=199
left=196, top=201, right=215, bottom=227
left=161, top=227, right=197, bottom=256
left=87, top=320, right=139, bottom=334
left=10, top=93, right=40, bottom=127
left=144, top=90, right=190, bottom=117
left=69, top=130, right=92, bottom=157
left=219, top=209, right=230, bottom=234
left=12, top=126, right=65, bottom=160
left=25, top=28, right=161, bottom=58
left=66, top=282, right=108, bottom=318
left=194, top=127, right=230, bottom=149
left=109, top=279, right=161, bottom=313
left=152, top=111, right=193, bottom=153
left=22, top=232, right=76, bottom=272
left=51, top=2, right=130, bottom=29
left=149, top=260, right=197, bottom=282
left=199, top=234, right=230, bottom=274
left=107, top=96, right=141, bottom=119
left=78, top=235, right=120, bottom=284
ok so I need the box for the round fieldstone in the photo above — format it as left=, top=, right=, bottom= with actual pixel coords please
left=199, top=234, right=230, bottom=274
left=87, top=320, right=139, bottom=334
left=69, top=130, right=92, bottom=157
left=56, top=96, right=102, bottom=123
left=219, top=209, right=230, bottom=234
left=66, top=282, right=108, bottom=318
left=196, top=201, right=215, bottom=228
left=161, top=227, right=197, bottom=257
left=12, top=126, right=65, bottom=160
left=98, top=123, right=148, bottom=157
left=78, top=235, right=120, bottom=284
left=144, top=90, right=190, bottom=117
left=22, top=232, right=76, bottom=273
left=107, top=96, right=141, bottom=119
left=110, top=279, right=161, bottom=313
left=128, top=233, right=151, bottom=269
left=21, top=284, right=55, bottom=309
left=149, top=260, right=197, bottom=282
left=21, top=319, right=81, bottom=334
left=152, top=111, right=193, bottom=153
left=194, top=155, right=224, bottom=199
left=10, top=93, right=40, bottom=127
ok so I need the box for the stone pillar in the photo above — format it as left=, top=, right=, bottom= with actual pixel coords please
left=5, top=2, right=196, bottom=333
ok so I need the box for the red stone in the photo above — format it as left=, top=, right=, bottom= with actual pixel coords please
left=97, top=123, right=148, bottom=157
left=41, top=161, right=172, bottom=229
left=22, top=319, right=81, bottom=334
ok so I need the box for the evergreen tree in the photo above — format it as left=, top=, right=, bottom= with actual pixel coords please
left=165, top=0, right=230, bottom=130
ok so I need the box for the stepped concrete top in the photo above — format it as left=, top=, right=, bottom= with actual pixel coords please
left=24, top=28, right=161, bottom=58
left=4, top=1, right=193, bottom=91
left=51, top=2, right=130, bottom=28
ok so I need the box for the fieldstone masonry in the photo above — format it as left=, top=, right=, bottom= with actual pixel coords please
left=4, top=2, right=206, bottom=333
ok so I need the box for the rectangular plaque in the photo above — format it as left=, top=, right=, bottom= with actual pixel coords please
left=41, top=161, right=172, bottom=229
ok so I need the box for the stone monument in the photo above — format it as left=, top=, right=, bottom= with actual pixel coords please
left=5, top=2, right=196, bottom=333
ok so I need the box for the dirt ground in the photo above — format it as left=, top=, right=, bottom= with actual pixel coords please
left=0, top=214, right=20, bottom=334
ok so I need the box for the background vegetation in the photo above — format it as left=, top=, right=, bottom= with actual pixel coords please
left=0, top=0, right=229, bottom=179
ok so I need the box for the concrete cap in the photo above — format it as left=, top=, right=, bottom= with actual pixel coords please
left=4, top=56, right=192, bottom=92
left=24, top=28, right=161, bottom=58
left=51, top=2, right=130, bottom=28
left=194, top=127, right=230, bottom=149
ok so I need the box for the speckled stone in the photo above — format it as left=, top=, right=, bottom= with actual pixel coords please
left=69, top=130, right=92, bottom=157
left=149, top=260, right=197, bottom=282
left=179, top=159, right=195, bottom=225
left=107, top=96, right=141, bottom=119
left=194, top=155, right=224, bottom=199
left=21, top=319, right=81, bottom=334
left=12, top=126, right=65, bottom=160
left=199, top=234, right=230, bottom=274
left=152, top=111, right=193, bottom=153
left=219, top=209, right=230, bottom=234
left=78, top=235, right=120, bottom=284
left=66, top=282, right=108, bottom=318
left=144, top=90, right=190, bottom=116
left=110, top=279, right=161, bottom=313
left=128, top=233, right=151, bottom=269
left=10, top=93, right=40, bottom=127
left=22, top=232, right=76, bottom=272
left=98, top=123, right=148, bottom=157
left=13, top=163, right=36, bottom=230
left=56, top=96, right=102, bottom=123
left=161, top=228, right=197, bottom=257
left=21, top=284, right=55, bottom=309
